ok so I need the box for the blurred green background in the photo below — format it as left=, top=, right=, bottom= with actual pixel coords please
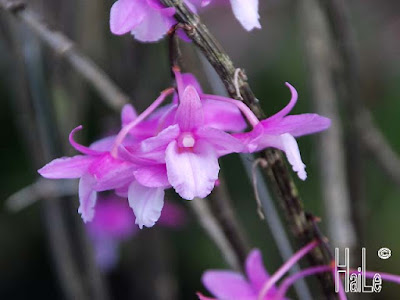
left=0, top=0, right=399, bottom=299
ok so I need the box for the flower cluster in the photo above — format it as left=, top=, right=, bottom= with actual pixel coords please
left=109, top=0, right=261, bottom=42
left=86, top=193, right=185, bottom=270
left=38, top=69, right=329, bottom=229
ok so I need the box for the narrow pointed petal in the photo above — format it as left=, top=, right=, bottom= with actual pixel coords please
left=38, top=155, right=95, bottom=179
left=134, top=164, right=170, bottom=188
left=281, top=133, right=307, bottom=180
left=245, top=249, right=270, bottom=292
left=230, top=0, right=261, bottom=31
left=110, top=0, right=146, bottom=35
left=175, top=86, right=204, bottom=131
left=69, top=126, right=103, bottom=156
left=262, top=114, right=331, bottom=137
left=165, top=140, right=219, bottom=200
left=128, top=181, right=165, bottom=229
left=202, top=271, right=255, bottom=299
left=196, top=127, right=244, bottom=156
left=78, top=174, right=97, bottom=222
left=268, top=83, right=298, bottom=120
left=140, top=125, right=180, bottom=152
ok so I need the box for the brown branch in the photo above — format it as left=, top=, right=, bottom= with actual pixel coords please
left=0, top=0, right=129, bottom=112
left=160, top=0, right=336, bottom=297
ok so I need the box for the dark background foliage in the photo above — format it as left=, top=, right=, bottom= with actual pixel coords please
left=0, top=0, right=399, bottom=299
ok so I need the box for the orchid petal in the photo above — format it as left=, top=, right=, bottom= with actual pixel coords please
left=230, top=0, right=261, bottom=31
left=202, top=99, right=247, bottom=132
left=173, top=73, right=203, bottom=103
left=281, top=133, right=307, bottom=180
left=175, top=85, right=204, bottom=131
left=202, top=271, right=255, bottom=299
left=110, top=0, right=146, bottom=35
left=134, top=164, right=170, bottom=188
left=140, top=124, right=180, bottom=152
left=196, top=127, right=244, bottom=156
left=88, top=155, right=136, bottom=191
left=245, top=249, right=271, bottom=292
left=262, top=114, right=331, bottom=137
left=38, top=155, right=94, bottom=179
left=166, top=140, right=219, bottom=200
left=90, top=135, right=116, bottom=152
left=69, top=126, right=103, bottom=156
left=78, top=173, right=97, bottom=223
left=131, top=6, right=176, bottom=42
left=268, top=83, right=298, bottom=120
left=128, top=181, right=165, bottom=229
left=233, top=123, right=265, bottom=153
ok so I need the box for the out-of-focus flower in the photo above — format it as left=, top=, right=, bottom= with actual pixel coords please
left=110, top=0, right=202, bottom=42
left=87, top=193, right=186, bottom=270
left=199, top=0, right=261, bottom=31
left=110, top=0, right=176, bottom=42
left=109, top=0, right=261, bottom=43
left=198, top=241, right=400, bottom=300
left=197, top=241, right=320, bottom=300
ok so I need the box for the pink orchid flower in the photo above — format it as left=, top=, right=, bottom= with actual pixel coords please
left=38, top=89, right=175, bottom=226
left=133, top=68, right=245, bottom=200
left=110, top=0, right=176, bottom=42
left=200, top=83, right=331, bottom=180
left=198, top=241, right=400, bottom=300
left=87, top=193, right=186, bottom=270
left=197, top=0, right=260, bottom=31
left=110, top=0, right=202, bottom=42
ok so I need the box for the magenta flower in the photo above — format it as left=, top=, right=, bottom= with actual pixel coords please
left=197, top=242, right=321, bottom=300
left=110, top=0, right=176, bottom=42
left=38, top=126, right=137, bottom=223
left=201, top=83, right=331, bottom=180
left=38, top=89, right=175, bottom=226
left=87, top=193, right=186, bottom=270
left=198, top=249, right=281, bottom=300
left=199, top=0, right=260, bottom=31
left=136, top=69, right=244, bottom=200
left=110, top=0, right=202, bottom=42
